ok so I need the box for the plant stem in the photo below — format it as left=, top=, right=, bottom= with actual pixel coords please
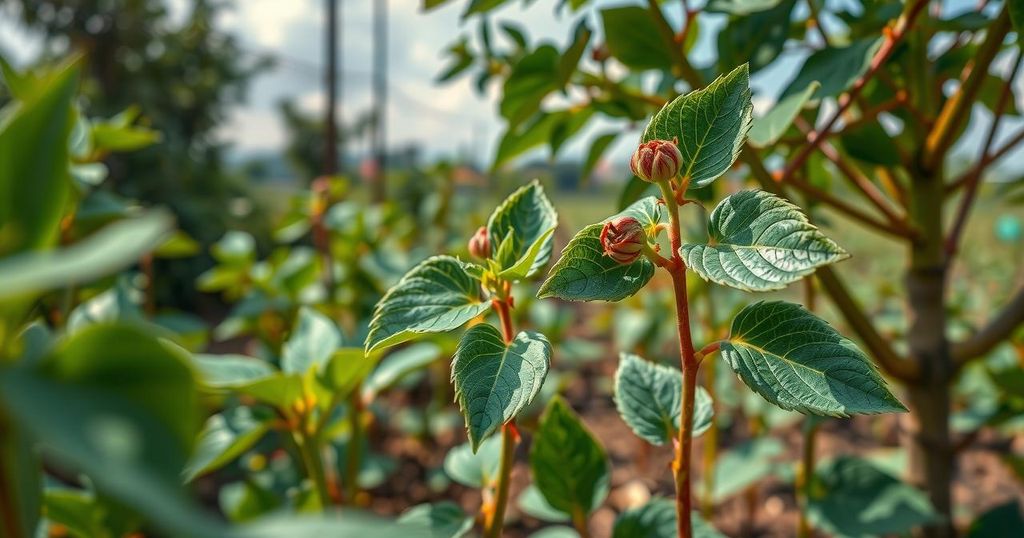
left=796, top=419, right=820, bottom=538
left=657, top=180, right=698, bottom=538
left=571, top=505, right=592, bottom=538
left=345, top=387, right=364, bottom=503
left=294, top=431, right=331, bottom=508
left=485, top=291, right=518, bottom=538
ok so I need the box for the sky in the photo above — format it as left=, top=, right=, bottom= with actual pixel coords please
left=0, top=0, right=1019, bottom=174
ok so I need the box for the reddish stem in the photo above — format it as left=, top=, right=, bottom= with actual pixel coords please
left=485, top=288, right=518, bottom=538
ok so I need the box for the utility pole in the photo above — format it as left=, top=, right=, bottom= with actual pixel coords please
left=323, top=0, right=338, bottom=176
left=372, top=0, right=388, bottom=201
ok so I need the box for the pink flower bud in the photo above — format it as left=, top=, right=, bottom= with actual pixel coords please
left=600, top=216, right=647, bottom=264
left=630, top=139, right=683, bottom=183
left=468, top=226, right=490, bottom=259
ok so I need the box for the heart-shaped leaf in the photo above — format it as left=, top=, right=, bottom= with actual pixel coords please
left=681, top=190, right=849, bottom=291
left=614, top=353, right=713, bottom=445
left=452, top=324, right=551, bottom=450
left=538, top=197, right=664, bottom=302
left=365, top=256, right=490, bottom=353
left=722, top=301, right=907, bottom=416
left=641, top=64, right=752, bottom=189
left=530, top=398, right=610, bottom=517
left=487, top=179, right=558, bottom=279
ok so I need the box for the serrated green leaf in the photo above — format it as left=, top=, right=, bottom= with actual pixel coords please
left=809, top=457, right=940, bottom=537
left=722, top=301, right=907, bottom=416
left=681, top=190, right=849, bottom=291
left=487, top=179, right=558, bottom=279
left=530, top=398, right=610, bottom=516
left=282, top=307, right=343, bottom=374
left=612, top=498, right=726, bottom=538
left=749, top=82, right=820, bottom=147
left=538, top=197, right=664, bottom=302
left=614, top=353, right=713, bottom=445
left=641, top=64, right=752, bottom=189
left=184, top=409, right=271, bottom=481
left=452, top=324, right=551, bottom=450
left=397, top=502, right=474, bottom=538
left=366, top=256, right=489, bottom=353
left=780, top=37, right=882, bottom=100
left=443, top=436, right=502, bottom=488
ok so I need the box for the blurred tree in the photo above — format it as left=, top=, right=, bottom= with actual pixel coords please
left=1, top=0, right=269, bottom=243
left=277, top=98, right=375, bottom=180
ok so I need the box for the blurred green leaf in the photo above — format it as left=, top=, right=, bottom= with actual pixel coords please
left=518, top=484, right=570, bottom=522
left=184, top=408, right=271, bottom=481
left=708, top=437, right=783, bottom=501
left=192, top=353, right=276, bottom=389
left=717, top=1, right=795, bottom=74
left=531, top=398, right=609, bottom=516
left=500, top=45, right=560, bottom=126
left=601, top=6, right=673, bottom=70
left=581, top=132, right=617, bottom=184
left=43, top=488, right=105, bottom=538
left=444, top=436, right=502, bottom=488
left=613, top=498, right=726, bottom=538
left=706, top=0, right=785, bottom=15
left=839, top=121, right=901, bottom=166
left=398, top=502, right=474, bottom=538
left=749, top=82, right=819, bottom=147
left=363, top=342, right=441, bottom=397
left=967, top=500, right=1024, bottom=537
left=282, top=306, right=343, bottom=374
left=452, top=324, right=551, bottom=451
left=809, top=457, right=940, bottom=537
left=781, top=37, right=882, bottom=100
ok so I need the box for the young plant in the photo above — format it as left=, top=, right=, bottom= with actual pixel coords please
left=539, top=65, right=906, bottom=537
left=365, top=180, right=558, bottom=537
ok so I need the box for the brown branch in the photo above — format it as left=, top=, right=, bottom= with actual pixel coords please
left=946, top=50, right=1022, bottom=258
left=946, top=126, right=1024, bottom=193
left=778, top=0, right=930, bottom=184
left=921, top=7, right=1012, bottom=173
left=953, top=286, right=1024, bottom=366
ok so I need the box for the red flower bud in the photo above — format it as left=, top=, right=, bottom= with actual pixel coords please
left=468, top=226, right=490, bottom=259
left=630, top=139, right=683, bottom=183
left=600, top=216, right=647, bottom=264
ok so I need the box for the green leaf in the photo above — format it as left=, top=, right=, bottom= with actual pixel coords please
left=443, top=436, right=502, bottom=488
left=0, top=59, right=77, bottom=256
left=452, top=324, right=551, bottom=450
left=282, top=307, right=343, bottom=374
left=538, top=197, right=664, bottom=302
left=487, top=179, right=558, bottom=279
left=518, top=484, right=570, bottom=522
left=581, top=132, right=618, bottom=184
left=365, top=256, right=490, bottom=353
left=232, top=511, right=434, bottom=538
left=42, top=488, right=105, bottom=538
left=398, top=502, right=474, bottom=538
left=558, top=20, right=591, bottom=87
left=681, top=190, right=849, bottom=291
left=612, top=498, right=726, bottom=538
left=968, top=500, right=1024, bottom=537
left=322, top=348, right=377, bottom=397
left=780, top=37, right=882, bottom=100
left=705, top=0, right=785, bottom=15
left=363, top=343, right=442, bottom=397
left=716, top=1, right=795, bottom=75
left=192, top=354, right=276, bottom=389
left=749, top=82, right=820, bottom=147
left=0, top=325, right=225, bottom=538
left=600, top=6, right=674, bottom=70
left=500, top=45, right=560, bottom=127
left=839, top=121, right=902, bottom=166
left=1010, top=1, right=1024, bottom=48
left=708, top=438, right=783, bottom=502
left=614, top=353, right=713, bottom=445
left=530, top=398, right=610, bottom=516
left=641, top=64, right=753, bottom=189
left=498, top=227, right=555, bottom=281
left=184, top=409, right=271, bottom=481
left=722, top=301, right=907, bottom=416
left=808, top=457, right=940, bottom=537
left=0, top=211, right=174, bottom=302
left=494, top=108, right=593, bottom=169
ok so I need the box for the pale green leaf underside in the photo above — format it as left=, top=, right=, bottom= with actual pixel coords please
left=365, top=256, right=489, bottom=353
left=531, top=398, right=610, bottom=516
left=538, top=196, right=664, bottom=302
left=722, top=301, right=907, bottom=417
left=641, top=64, right=753, bottom=188
left=614, top=353, right=712, bottom=445
left=487, top=179, right=558, bottom=278
left=452, top=324, right=551, bottom=451
left=282, top=306, right=342, bottom=374
left=681, top=190, right=849, bottom=292
left=749, top=81, right=820, bottom=147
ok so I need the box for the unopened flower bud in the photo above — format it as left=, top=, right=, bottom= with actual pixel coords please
left=468, top=226, right=490, bottom=259
left=600, top=216, right=646, bottom=264
left=630, top=139, right=683, bottom=183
